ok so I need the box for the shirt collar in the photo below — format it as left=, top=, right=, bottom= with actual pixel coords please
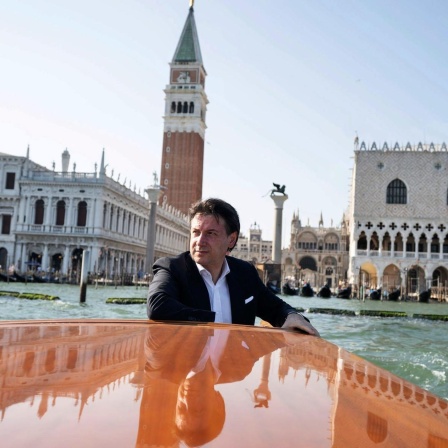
left=196, top=258, right=230, bottom=282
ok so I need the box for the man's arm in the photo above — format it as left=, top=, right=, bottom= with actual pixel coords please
left=238, top=262, right=319, bottom=336
left=147, top=256, right=215, bottom=323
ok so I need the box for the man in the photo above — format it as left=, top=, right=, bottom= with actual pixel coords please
left=147, top=198, right=319, bottom=336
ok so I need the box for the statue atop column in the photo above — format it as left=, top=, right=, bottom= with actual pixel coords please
left=271, top=183, right=286, bottom=196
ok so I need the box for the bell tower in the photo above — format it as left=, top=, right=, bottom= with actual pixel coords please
left=159, top=3, right=208, bottom=214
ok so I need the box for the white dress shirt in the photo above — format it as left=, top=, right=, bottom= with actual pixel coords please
left=196, top=259, right=232, bottom=323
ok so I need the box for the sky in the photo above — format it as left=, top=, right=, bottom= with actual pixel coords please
left=2, top=0, right=448, bottom=246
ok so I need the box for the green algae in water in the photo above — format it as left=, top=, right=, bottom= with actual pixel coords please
left=106, top=297, right=146, bottom=304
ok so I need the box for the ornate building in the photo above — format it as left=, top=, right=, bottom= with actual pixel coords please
left=231, top=222, right=272, bottom=263
left=0, top=149, right=189, bottom=279
left=283, top=210, right=349, bottom=289
left=348, top=141, right=448, bottom=298
left=159, top=5, right=208, bottom=214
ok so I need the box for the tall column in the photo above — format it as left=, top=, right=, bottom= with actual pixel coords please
left=63, top=246, right=71, bottom=274
left=145, top=184, right=162, bottom=276
left=42, top=245, right=49, bottom=271
left=270, top=193, right=288, bottom=263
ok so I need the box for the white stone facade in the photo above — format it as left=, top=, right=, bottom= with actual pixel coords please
left=348, top=142, right=448, bottom=298
left=0, top=150, right=189, bottom=280
left=231, top=223, right=272, bottom=263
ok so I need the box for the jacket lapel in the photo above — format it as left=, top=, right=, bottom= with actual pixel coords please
left=184, top=252, right=212, bottom=311
left=226, top=268, right=245, bottom=323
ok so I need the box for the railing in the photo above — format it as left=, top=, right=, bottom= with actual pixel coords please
left=355, top=250, right=445, bottom=260
left=21, top=224, right=91, bottom=235
left=29, top=171, right=99, bottom=182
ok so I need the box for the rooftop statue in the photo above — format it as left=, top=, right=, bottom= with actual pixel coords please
left=271, top=183, right=286, bottom=195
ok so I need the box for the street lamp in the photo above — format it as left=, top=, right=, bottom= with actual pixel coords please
left=145, top=172, right=163, bottom=279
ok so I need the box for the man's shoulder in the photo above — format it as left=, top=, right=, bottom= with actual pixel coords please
left=154, top=251, right=192, bottom=269
left=226, top=256, right=257, bottom=274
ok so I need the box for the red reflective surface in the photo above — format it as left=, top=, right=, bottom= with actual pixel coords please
left=0, top=319, right=447, bottom=447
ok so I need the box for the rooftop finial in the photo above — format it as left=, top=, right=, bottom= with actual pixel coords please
left=189, top=0, right=194, bottom=9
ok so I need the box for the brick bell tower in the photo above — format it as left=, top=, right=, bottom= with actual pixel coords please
left=159, top=2, right=208, bottom=214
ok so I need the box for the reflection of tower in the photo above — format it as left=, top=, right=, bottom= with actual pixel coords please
left=253, top=353, right=272, bottom=408
left=159, top=4, right=208, bottom=214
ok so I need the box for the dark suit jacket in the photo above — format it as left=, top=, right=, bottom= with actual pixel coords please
left=147, top=251, right=298, bottom=327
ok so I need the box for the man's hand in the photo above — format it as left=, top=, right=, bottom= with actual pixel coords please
left=281, top=313, right=320, bottom=337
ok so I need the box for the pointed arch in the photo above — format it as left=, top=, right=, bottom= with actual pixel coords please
left=357, top=231, right=368, bottom=250
left=386, top=179, right=407, bottom=204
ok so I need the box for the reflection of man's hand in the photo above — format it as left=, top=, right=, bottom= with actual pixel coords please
left=282, top=313, right=320, bottom=337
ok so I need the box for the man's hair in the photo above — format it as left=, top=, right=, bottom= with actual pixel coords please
left=176, top=390, right=225, bottom=447
left=189, top=198, right=240, bottom=252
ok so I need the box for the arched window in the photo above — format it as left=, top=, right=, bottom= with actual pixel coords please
left=109, top=205, right=114, bottom=229
left=177, top=102, right=182, bottom=113
left=170, top=101, right=176, bottom=113
left=56, top=200, right=66, bottom=226
left=34, top=199, right=44, bottom=225
left=386, top=179, right=407, bottom=204
left=103, top=203, right=107, bottom=227
left=77, top=201, right=87, bottom=227
left=183, top=102, right=188, bottom=113
left=189, top=102, right=194, bottom=113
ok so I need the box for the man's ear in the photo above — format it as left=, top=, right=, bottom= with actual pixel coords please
left=228, top=232, right=238, bottom=251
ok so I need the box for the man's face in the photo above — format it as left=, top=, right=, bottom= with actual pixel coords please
left=190, top=214, right=237, bottom=273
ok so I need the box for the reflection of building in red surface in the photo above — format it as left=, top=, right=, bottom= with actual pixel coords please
left=277, top=340, right=448, bottom=447
left=0, top=323, right=147, bottom=419
left=333, top=354, right=448, bottom=447
left=1, top=322, right=447, bottom=447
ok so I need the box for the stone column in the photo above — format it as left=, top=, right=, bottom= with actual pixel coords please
left=42, top=244, right=49, bottom=271
left=63, top=246, right=71, bottom=274
left=270, top=193, right=288, bottom=263
left=145, top=185, right=162, bottom=277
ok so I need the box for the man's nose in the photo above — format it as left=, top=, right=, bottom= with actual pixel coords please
left=196, top=232, right=206, bottom=244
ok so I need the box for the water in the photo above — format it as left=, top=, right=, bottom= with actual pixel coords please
left=1, top=282, right=447, bottom=399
